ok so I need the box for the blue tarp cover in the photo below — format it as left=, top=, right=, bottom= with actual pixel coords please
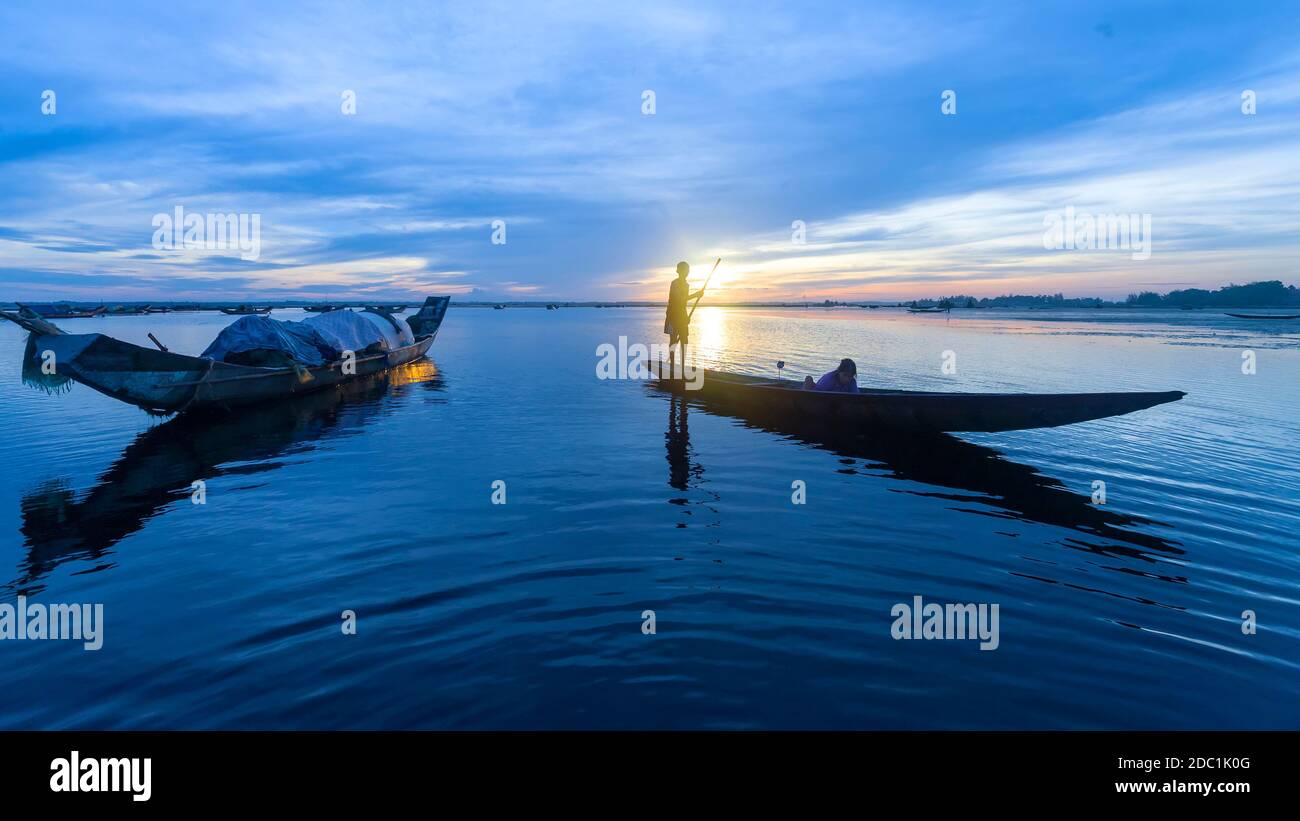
left=200, top=315, right=340, bottom=366
left=302, top=310, right=408, bottom=353
left=363, top=310, right=415, bottom=348
left=200, top=309, right=414, bottom=366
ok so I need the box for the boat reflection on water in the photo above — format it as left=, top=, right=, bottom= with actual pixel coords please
left=658, top=387, right=1182, bottom=563
left=10, top=360, right=444, bottom=594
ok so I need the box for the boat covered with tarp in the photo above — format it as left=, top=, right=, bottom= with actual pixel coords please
left=0, top=297, right=449, bottom=414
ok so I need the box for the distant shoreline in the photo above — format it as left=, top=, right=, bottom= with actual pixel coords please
left=4, top=301, right=1300, bottom=311
left=5, top=280, right=1296, bottom=312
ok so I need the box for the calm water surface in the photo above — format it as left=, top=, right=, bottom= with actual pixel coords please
left=0, top=307, right=1297, bottom=728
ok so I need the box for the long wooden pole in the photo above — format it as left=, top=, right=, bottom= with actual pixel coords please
left=687, top=257, right=722, bottom=321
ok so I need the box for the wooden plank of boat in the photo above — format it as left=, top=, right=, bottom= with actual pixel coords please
left=647, top=361, right=1185, bottom=433
left=1224, top=312, right=1300, bottom=319
left=0, top=297, right=449, bottom=414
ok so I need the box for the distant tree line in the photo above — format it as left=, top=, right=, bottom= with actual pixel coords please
left=915, top=293, right=1108, bottom=308
left=1124, top=280, right=1299, bottom=308
left=914, top=280, right=1298, bottom=309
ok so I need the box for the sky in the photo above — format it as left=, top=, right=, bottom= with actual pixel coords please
left=1, top=1, right=1298, bottom=303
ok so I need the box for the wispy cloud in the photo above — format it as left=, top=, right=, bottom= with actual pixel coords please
left=676, top=64, right=1300, bottom=301
left=0, top=1, right=1297, bottom=300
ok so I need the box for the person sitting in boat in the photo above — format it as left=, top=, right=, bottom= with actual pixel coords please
left=803, top=358, right=859, bottom=393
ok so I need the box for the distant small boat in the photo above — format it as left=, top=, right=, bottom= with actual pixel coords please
left=304, top=305, right=340, bottom=313
left=17, top=303, right=106, bottom=319
left=146, top=306, right=172, bottom=314
left=365, top=305, right=406, bottom=313
left=907, top=307, right=949, bottom=314
left=1224, top=312, right=1300, bottom=320
left=493, top=304, right=505, bottom=310
left=546, top=304, right=558, bottom=310
left=220, top=305, right=273, bottom=315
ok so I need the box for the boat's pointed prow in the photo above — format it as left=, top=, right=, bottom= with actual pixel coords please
left=0, top=309, right=65, bottom=337
left=1143, top=389, right=1186, bottom=406
left=406, top=296, right=451, bottom=338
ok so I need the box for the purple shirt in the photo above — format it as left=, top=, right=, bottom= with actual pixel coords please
left=813, top=370, right=859, bottom=393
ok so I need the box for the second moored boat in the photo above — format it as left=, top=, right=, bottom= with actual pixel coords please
left=1, top=297, right=450, bottom=414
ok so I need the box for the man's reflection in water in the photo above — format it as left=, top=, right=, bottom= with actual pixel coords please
left=665, top=397, right=721, bottom=535
left=665, top=395, right=699, bottom=492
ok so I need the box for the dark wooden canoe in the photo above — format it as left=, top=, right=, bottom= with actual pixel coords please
left=1, top=296, right=449, bottom=414
left=1224, top=312, right=1300, bottom=320
left=648, top=361, right=1185, bottom=433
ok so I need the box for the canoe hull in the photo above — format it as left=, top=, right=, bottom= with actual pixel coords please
left=4, top=296, right=449, bottom=414
left=51, top=334, right=436, bottom=413
left=649, top=362, right=1184, bottom=433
